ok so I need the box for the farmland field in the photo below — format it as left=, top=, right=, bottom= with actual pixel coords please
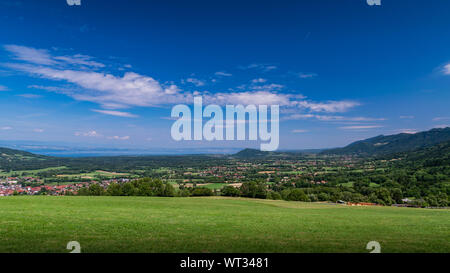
left=0, top=196, right=448, bottom=253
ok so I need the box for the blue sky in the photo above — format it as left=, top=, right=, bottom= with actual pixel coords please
left=1, top=0, right=450, bottom=152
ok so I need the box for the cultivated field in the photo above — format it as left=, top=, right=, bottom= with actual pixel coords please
left=0, top=196, right=448, bottom=253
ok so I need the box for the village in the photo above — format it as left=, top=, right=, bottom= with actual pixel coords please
left=0, top=177, right=130, bottom=196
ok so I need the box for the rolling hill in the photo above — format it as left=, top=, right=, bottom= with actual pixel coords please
left=322, top=127, right=450, bottom=156
left=0, top=147, right=48, bottom=162
left=0, top=147, right=54, bottom=171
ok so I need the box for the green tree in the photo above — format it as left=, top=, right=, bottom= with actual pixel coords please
left=221, top=186, right=240, bottom=197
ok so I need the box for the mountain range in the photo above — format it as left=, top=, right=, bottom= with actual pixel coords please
left=321, top=127, right=450, bottom=156
left=1, top=127, right=450, bottom=162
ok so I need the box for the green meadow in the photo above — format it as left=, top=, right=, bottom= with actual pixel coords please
left=0, top=196, right=448, bottom=253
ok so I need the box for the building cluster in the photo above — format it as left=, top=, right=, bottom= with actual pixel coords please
left=0, top=177, right=131, bottom=196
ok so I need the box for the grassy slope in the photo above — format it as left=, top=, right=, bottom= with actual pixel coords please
left=0, top=196, right=448, bottom=253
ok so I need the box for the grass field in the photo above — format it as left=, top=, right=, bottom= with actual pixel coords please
left=0, top=196, right=448, bottom=253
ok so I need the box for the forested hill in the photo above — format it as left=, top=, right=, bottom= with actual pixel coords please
left=0, top=147, right=48, bottom=161
left=396, top=140, right=450, bottom=167
left=0, top=147, right=55, bottom=170
left=234, top=149, right=273, bottom=158
left=233, top=148, right=305, bottom=159
left=322, top=127, right=450, bottom=156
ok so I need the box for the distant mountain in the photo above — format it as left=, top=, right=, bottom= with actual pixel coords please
left=0, top=147, right=53, bottom=171
left=322, top=127, right=450, bottom=156
left=233, top=148, right=308, bottom=158
left=233, top=148, right=273, bottom=158
left=398, top=140, right=450, bottom=167
left=0, top=147, right=47, bottom=161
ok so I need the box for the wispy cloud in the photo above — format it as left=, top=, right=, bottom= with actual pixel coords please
left=75, top=130, right=130, bottom=140
left=394, top=128, right=418, bottom=134
left=75, top=130, right=102, bottom=137
left=92, top=109, right=138, bottom=118
left=292, top=129, right=308, bottom=133
left=6, top=63, right=187, bottom=108
left=214, top=71, right=232, bottom=77
left=184, top=78, right=205, bottom=87
left=53, top=54, right=105, bottom=68
left=3, top=45, right=362, bottom=114
left=443, top=63, right=450, bottom=75
left=107, top=135, right=130, bottom=140
left=285, top=114, right=385, bottom=122
left=400, top=115, right=414, bottom=119
left=251, top=78, right=267, bottom=83
left=4, top=44, right=104, bottom=68
left=33, top=128, right=44, bottom=133
left=298, top=72, right=317, bottom=79
left=240, top=63, right=277, bottom=72
left=4, top=44, right=56, bottom=65
left=296, top=100, right=361, bottom=113
left=17, top=93, right=42, bottom=99
left=249, top=83, right=284, bottom=92
left=432, top=117, right=450, bottom=121
left=1, top=126, right=12, bottom=130
left=0, top=85, right=8, bottom=91
left=236, top=80, right=285, bottom=93
left=206, top=91, right=292, bottom=105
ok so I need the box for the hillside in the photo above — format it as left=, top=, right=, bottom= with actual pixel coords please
left=0, top=147, right=48, bottom=162
left=0, top=147, right=60, bottom=171
left=233, top=148, right=273, bottom=158
left=322, top=127, right=450, bottom=156
left=233, top=148, right=301, bottom=159
left=396, top=140, right=450, bottom=167
left=0, top=196, right=448, bottom=253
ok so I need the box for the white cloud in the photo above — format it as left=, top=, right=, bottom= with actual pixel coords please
left=75, top=130, right=102, bottom=137
left=443, top=63, right=450, bottom=75
left=214, top=71, right=232, bottom=77
left=4, top=44, right=56, bottom=65
left=185, top=78, right=205, bottom=87
left=7, top=63, right=188, bottom=108
left=298, top=73, right=317, bottom=79
left=33, top=128, right=44, bottom=133
left=4, top=44, right=104, bottom=68
left=53, top=54, right=105, bottom=68
left=284, top=114, right=385, bottom=122
left=4, top=45, right=362, bottom=115
left=1, top=126, right=12, bottom=130
left=242, top=63, right=277, bottom=72
left=107, top=135, right=130, bottom=140
left=433, top=117, right=450, bottom=121
left=0, top=85, right=8, bottom=91
left=296, top=100, right=360, bottom=113
left=339, top=125, right=383, bottom=130
left=251, top=78, right=267, bottom=83
left=17, top=93, right=42, bottom=99
left=206, top=91, right=291, bottom=105
left=396, top=129, right=418, bottom=134
left=92, top=109, right=138, bottom=118
left=249, top=83, right=284, bottom=91
left=292, top=129, right=308, bottom=133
